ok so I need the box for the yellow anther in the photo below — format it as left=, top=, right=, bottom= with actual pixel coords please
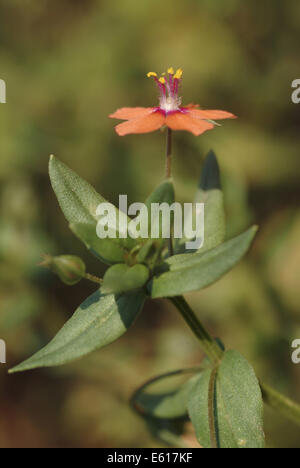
left=167, top=67, right=174, bottom=75
left=147, top=72, right=157, bottom=78
left=174, top=68, right=183, bottom=79
left=159, top=77, right=166, bottom=84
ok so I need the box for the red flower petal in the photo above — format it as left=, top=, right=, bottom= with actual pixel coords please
left=109, top=107, right=155, bottom=120
left=115, top=112, right=166, bottom=136
left=189, top=108, right=237, bottom=120
left=166, top=112, right=214, bottom=136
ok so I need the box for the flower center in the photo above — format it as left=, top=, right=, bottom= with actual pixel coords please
left=159, top=95, right=181, bottom=112
left=147, top=68, right=183, bottom=114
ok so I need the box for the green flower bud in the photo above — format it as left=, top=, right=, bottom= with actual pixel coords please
left=41, top=255, right=86, bottom=285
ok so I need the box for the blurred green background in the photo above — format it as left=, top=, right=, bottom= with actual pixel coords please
left=0, top=0, right=300, bottom=448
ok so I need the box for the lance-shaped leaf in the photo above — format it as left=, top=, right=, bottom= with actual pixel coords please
left=130, top=178, right=175, bottom=241
left=49, top=156, right=135, bottom=264
left=70, top=222, right=126, bottom=264
left=150, top=226, right=257, bottom=298
left=132, top=370, right=201, bottom=420
left=101, top=263, right=150, bottom=294
left=9, top=290, right=145, bottom=372
left=145, top=419, right=188, bottom=448
left=195, top=151, right=226, bottom=252
left=188, top=350, right=265, bottom=448
left=175, top=151, right=226, bottom=254
left=145, top=178, right=175, bottom=210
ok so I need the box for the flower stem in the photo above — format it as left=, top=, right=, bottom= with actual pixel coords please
left=85, top=273, right=103, bottom=285
left=170, top=295, right=300, bottom=427
left=165, top=128, right=174, bottom=257
left=165, top=128, right=172, bottom=179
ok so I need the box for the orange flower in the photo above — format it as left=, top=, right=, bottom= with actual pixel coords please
left=109, top=68, right=237, bottom=136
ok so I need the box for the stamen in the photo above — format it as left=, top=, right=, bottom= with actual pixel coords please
left=146, top=67, right=183, bottom=114
left=174, top=68, right=183, bottom=80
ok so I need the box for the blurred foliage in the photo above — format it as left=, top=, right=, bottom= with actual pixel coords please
left=0, top=0, right=299, bottom=448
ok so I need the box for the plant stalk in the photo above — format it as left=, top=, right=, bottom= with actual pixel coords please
left=165, top=128, right=174, bottom=257
left=261, top=382, right=300, bottom=426
left=85, top=273, right=103, bottom=285
left=165, top=127, right=172, bottom=179
left=170, top=296, right=223, bottom=363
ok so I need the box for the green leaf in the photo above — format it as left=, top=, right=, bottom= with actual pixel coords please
left=101, top=263, right=150, bottom=294
left=150, top=226, right=258, bottom=298
left=145, top=178, right=175, bottom=209
left=145, top=419, right=188, bottom=448
left=70, top=222, right=126, bottom=264
left=133, top=371, right=200, bottom=420
left=188, top=350, right=265, bottom=448
left=49, top=155, right=135, bottom=264
left=9, top=290, right=145, bottom=372
left=196, top=151, right=226, bottom=252
left=175, top=151, right=226, bottom=254
left=136, top=239, right=156, bottom=264
left=135, top=178, right=175, bottom=240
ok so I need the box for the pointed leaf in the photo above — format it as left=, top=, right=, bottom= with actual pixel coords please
left=188, top=350, right=265, bottom=448
left=133, top=179, right=175, bottom=240
left=70, top=222, right=126, bottom=264
left=49, top=156, right=135, bottom=264
left=175, top=151, right=225, bottom=254
left=145, top=178, right=175, bottom=209
left=196, top=151, right=226, bottom=252
left=9, top=290, right=145, bottom=372
left=150, top=226, right=257, bottom=298
left=134, top=374, right=199, bottom=420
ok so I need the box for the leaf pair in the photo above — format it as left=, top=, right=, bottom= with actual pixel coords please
left=146, top=150, right=256, bottom=297
left=132, top=350, right=265, bottom=448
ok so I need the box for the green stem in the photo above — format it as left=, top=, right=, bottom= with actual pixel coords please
left=165, top=127, right=174, bottom=257
left=170, top=295, right=300, bottom=427
left=165, top=127, right=172, bottom=179
left=170, top=296, right=223, bottom=363
left=261, top=382, right=300, bottom=426
left=85, top=273, right=103, bottom=285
